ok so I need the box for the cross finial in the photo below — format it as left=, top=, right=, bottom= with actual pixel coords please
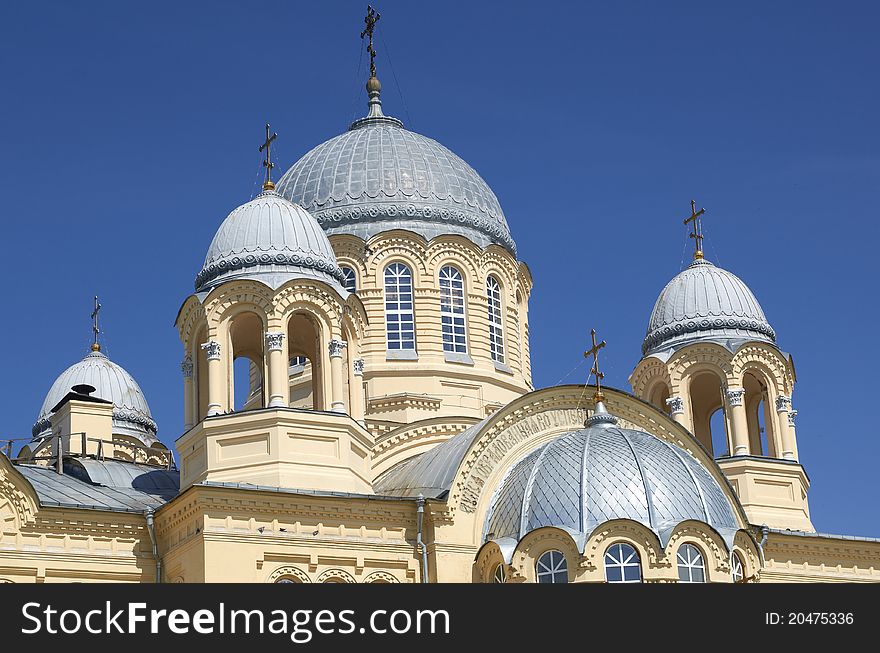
left=90, top=295, right=102, bottom=352
left=361, top=5, right=381, bottom=81
left=683, top=199, right=707, bottom=260
left=259, top=123, right=278, bottom=191
left=584, top=328, right=607, bottom=402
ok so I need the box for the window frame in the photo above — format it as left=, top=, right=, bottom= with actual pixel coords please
left=486, top=275, right=505, bottom=364
left=731, top=551, right=745, bottom=583
left=492, top=563, right=507, bottom=584
left=604, top=542, right=642, bottom=583
left=677, top=543, right=706, bottom=583
left=384, top=262, right=416, bottom=352
left=340, top=266, right=357, bottom=294
left=439, top=265, right=468, bottom=354
left=535, top=550, right=568, bottom=584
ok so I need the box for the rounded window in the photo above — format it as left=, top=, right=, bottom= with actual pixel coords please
left=535, top=550, right=567, bottom=584
left=604, top=542, right=642, bottom=583
left=731, top=551, right=745, bottom=583
left=492, top=563, right=507, bottom=584
left=677, top=543, right=706, bottom=583
left=439, top=266, right=467, bottom=354
left=341, top=266, right=357, bottom=293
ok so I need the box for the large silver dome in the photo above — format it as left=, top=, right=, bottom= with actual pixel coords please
left=33, top=349, right=157, bottom=443
left=642, top=258, right=776, bottom=355
left=484, top=407, right=739, bottom=549
left=276, top=87, right=516, bottom=255
left=196, top=189, right=346, bottom=293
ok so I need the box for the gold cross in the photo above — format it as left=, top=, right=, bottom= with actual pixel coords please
left=361, top=5, right=381, bottom=80
left=584, top=329, right=607, bottom=401
left=683, top=199, right=707, bottom=260
left=259, top=123, right=277, bottom=191
left=91, top=295, right=101, bottom=352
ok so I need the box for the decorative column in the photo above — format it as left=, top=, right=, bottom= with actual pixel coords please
left=265, top=331, right=287, bottom=408
left=725, top=387, right=750, bottom=456
left=329, top=339, right=347, bottom=413
left=775, top=395, right=796, bottom=461
left=201, top=341, right=223, bottom=416
left=787, top=409, right=799, bottom=461
left=181, top=355, right=194, bottom=430
left=666, top=396, right=687, bottom=427
left=350, top=358, right=366, bottom=422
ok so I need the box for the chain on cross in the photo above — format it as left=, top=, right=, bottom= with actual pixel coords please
left=683, top=199, right=707, bottom=260
left=584, top=328, right=607, bottom=401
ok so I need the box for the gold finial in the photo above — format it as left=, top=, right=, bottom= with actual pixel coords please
left=91, top=295, right=101, bottom=352
left=259, top=123, right=278, bottom=191
left=361, top=5, right=381, bottom=82
left=584, top=329, right=607, bottom=402
left=683, top=199, right=707, bottom=260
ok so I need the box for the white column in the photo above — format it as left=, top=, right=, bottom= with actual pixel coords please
left=201, top=341, right=223, bottom=416
left=265, top=331, right=287, bottom=408
left=350, top=358, right=366, bottom=422
left=666, top=396, right=687, bottom=427
left=181, top=355, right=194, bottom=430
left=329, top=339, right=347, bottom=413
left=726, top=387, right=750, bottom=456
left=776, top=395, right=796, bottom=461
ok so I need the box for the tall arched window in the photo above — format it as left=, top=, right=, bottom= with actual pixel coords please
left=731, top=551, right=745, bottom=583
left=677, top=543, right=706, bottom=583
left=536, top=550, right=567, bottom=583
left=604, top=543, right=642, bottom=583
left=385, top=263, right=416, bottom=351
left=439, top=266, right=467, bottom=354
left=486, top=276, right=505, bottom=363
left=341, top=266, right=357, bottom=293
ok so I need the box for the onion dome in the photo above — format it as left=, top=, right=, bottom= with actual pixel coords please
left=642, top=258, right=776, bottom=355
left=484, top=403, right=740, bottom=550
left=33, top=348, right=157, bottom=443
left=195, top=189, right=346, bottom=293
left=275, top=77, right=516, bottom=255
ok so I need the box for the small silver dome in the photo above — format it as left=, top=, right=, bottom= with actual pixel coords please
left=196, top=189, right=346, bottom=293
left=275, top=94, right=516, bottom=255
left=484, top=408, right=739, bottom=549
left=33, top=349, right=157, bottom=443
left=643, top=258, right=775, bottom=355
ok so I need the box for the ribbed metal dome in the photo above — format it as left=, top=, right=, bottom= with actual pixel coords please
left=642, top=258, right=776, bottom=355
left=484, top=406, right=739, bottom=549
left=196, top=189, right=346, bottom=293
left=33, top=349, right=157, bottom=443
left=275, top=89, right=516, bottom=255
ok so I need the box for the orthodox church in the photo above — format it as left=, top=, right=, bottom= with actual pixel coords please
left=1, top=10, right=878, bottom=584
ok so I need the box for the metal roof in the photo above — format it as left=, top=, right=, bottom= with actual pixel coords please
left=196, top=189, right=346, bottom=293
left=64, top=458, right=179, bottom=501
left=643, top=258, right=776, bottom=355
left=276, top=89, right=516, bottom=255
left=14, top=463, right=171, bottom=513
left=33, top=349, right=157, bottom=443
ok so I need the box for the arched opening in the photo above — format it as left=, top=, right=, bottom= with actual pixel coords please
left=228, top=311, right=265, bottom=412
left=688, top=370, right=730, bottom=455
left=743, top=371, right=777, bottom=457
left=647, top=381, right=671, bottom=414
left=287, top=312, right=326, bottom=411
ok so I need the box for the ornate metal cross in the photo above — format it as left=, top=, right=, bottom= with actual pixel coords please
left=683, top=199, right=707, bottom=260
left=91, top=295, right=101, bottom=351
left=361, top=5, right=381, bottom=79
left=259, top=123, right=277, bottom=191
left=584, top=328, right=607, bottom=400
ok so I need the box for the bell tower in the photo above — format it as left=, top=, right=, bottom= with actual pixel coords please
left=629, top=201, right=812, bottom=532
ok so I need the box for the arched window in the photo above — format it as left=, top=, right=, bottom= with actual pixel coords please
left=731, top=551, right=745, bottom=583
left=492, top=564, right=507, bottom=584
left=677, top=544, right=706, bottom=583
left=384, top=263, right=416, bottom=351
left=604, top=543, right=642, bottom=583
left=439, top=266, right=467, bottom=354
left=341, top=266, right=357, bottom=293
left=536, top=550, right=567, bottom=583
left=275, top=577, right=302, bottom=584
left=486, top=276, right=505, bottom=363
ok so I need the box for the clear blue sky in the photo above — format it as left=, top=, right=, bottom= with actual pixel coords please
left=1, top=1, right=877, bottom=536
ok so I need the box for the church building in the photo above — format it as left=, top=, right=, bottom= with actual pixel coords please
left=2, top=9, right=878, bottom=584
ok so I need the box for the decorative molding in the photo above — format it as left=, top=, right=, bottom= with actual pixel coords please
left=666, top=396, right=685, bottom=414
left=775, top=394, right=791, bottom=413
left=328, top=339, right=347, bottom=358
left=353, top=358, right=365, bottom=376
left=268, top=565, right=311, bottom=583
left=725, top=388, right=745, bottom=407
left=362, top=571, right=400, bottom=584
left=265, top=331, right=285, bottom=352
left=315, top=568, right=357, bottom=584
left=180, top=356, right=193, bottom=379
left=195, top=249, right=346, bottom=291
left=788, top=409, right=797, bottom=427
left=201, top=340, right=221, bottom=361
